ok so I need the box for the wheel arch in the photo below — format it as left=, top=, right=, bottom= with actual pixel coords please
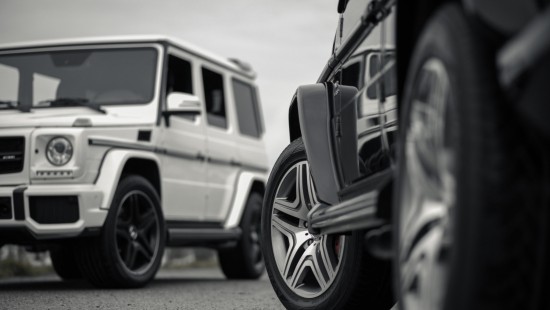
left=95, top=149, right=161, bottom=210
left=249, top=180, right=266, bottom=198
left=120, top=158, right=161, bottom=197
left=288, top=95, right=301, bottom=142
left=224, top=172, right=266, bottom=229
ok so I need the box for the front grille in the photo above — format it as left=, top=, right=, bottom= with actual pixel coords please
left=29, top=196, right=79, bottom=224
left=0, top=137, right=25, bottom=174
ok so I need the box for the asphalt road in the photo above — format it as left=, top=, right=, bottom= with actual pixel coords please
left=0, top=268, right=285, bottom=310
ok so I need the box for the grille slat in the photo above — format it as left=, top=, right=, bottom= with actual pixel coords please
left=0, top=137, right=25, bottom=174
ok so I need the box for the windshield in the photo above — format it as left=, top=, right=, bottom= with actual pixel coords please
left=0, top=47, right=158, bottom=110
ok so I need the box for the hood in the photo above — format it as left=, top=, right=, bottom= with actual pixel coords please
left=0, top=106, right=156, bottom=128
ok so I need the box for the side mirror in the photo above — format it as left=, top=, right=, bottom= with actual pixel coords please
left=162, top=92, right=201, bottom=126
left=337, top=0, right=349, bottom=13
left=165, top=92, right=201, bottom=115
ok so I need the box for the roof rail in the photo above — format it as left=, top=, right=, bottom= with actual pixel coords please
left=228, top=58, right=253, bottom=72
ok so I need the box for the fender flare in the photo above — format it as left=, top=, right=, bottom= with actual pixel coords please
left=223, top=171, right=266, bottom=229
left=94, top=149, right=161, bottom=210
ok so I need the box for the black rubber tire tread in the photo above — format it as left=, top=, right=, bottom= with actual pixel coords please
left=75, top=175, right=166, bottom=288
left=218, top=191, right=265, bottom=279
left=50, top=245, right=82, bottom=280
left=262, top=138, right=394, bottom=310
left=394, top=4, right=543, bottom=310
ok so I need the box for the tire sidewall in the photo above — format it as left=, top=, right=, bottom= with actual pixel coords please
left=394, top=4, right=504, bottom=309
left=240, top=192, right=265, bottom=277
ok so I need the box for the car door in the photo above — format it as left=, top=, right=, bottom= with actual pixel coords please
left=331, top=10, right=394, bottom=199
left=200, top=65, right=240, bottom=222
left=159, top=53, right=207, bottom=220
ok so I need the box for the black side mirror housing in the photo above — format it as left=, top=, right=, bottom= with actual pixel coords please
left=338, top=0, right=350, bottom=13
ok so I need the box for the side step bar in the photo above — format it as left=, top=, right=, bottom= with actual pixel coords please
left=167, top=228, right=241, bottom=247
left=309, top=191, right=386, bottom=235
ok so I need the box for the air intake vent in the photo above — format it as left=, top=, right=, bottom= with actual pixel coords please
left=0, top=197, right=12, bottom=219
left=0, top=137, right=25, bottom=174
left=29, top=196, right=79, bottom=224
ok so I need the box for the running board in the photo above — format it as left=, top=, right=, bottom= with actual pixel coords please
left=309, top=192, right=385, bottom=235
left=167, top=228, right=241, bottom=247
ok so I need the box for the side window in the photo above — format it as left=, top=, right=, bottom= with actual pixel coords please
left=341, top=61, right=361, bottom=89
left=232, top=79, right=262, bottom=138
left=202, top=67, right=227, bottom=129
left=166, top=55, right=193, bottom=95
left=366, top=53, right=396, bottom=100
left=366, top=54, right=380, bottom=99
left=383, top=53, right=397, bottom=99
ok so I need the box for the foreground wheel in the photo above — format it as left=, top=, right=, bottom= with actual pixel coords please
left=76, top=175, right=165, bottom=288
left=394, top=4, right=542, bottom=310
left=218, top=192, right=265, bottom=279
left=50, top=245, right=82, bottom=280
left=262, top=138, right=392, bottom=309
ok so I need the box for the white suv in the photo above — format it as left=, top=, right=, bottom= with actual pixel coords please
left=0, top=35, right=268, bottom=287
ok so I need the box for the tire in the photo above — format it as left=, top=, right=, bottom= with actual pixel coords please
left=75, top=175, right=166, bottom=288
left=262, top=138, right=393, bottom=310
left=218, top=192, right=265, bottom=279
left=50, top=245, right=82, bottom=280
left=394, top=4, right=543, bottom=310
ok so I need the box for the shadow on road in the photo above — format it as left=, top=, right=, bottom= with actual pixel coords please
left=0, top=267, right=268, bottom=291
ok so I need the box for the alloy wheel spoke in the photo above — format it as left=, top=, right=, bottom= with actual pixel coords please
left=280, top=231, right=310, bottom=279
left=128, top=194, right=140, bottom=222
left=273, top=199, right=309, bottom=221
left=401, top=224, right=447, bottom=309
left=125, top=242, right=137, bottom=269
left=297, top=163, right=318, bottom=210
left=135, top=241, right=153, bottom=262
left=271, top=160, right=345, bottom=298
left=137, top=212, right=156, bottom=233
left=273, top=162, right=315, bottom=222
left=318, top=236, right=337, bottom=278
left=288, top=243, right=328, bottom=291
left=400, top=58, right=454, bottom=310
left=272, top=213, right=304, bottom=235
left=137, top=232, right=154, bottom=258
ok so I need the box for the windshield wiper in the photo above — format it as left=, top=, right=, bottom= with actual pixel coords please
left=38, top=98, right=106, bottom=114
left=0, top=100, right=30, bottom=113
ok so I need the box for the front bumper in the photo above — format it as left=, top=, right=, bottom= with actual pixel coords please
left=0, top=184, right=107, bottom=245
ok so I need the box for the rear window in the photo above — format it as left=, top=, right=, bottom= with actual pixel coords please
left=202, top=67, right=227, bottom=129
left=232, top=79, right=262, bottom=138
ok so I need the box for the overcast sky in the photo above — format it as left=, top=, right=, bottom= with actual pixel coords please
left=0, top=0, right=339, bottom=165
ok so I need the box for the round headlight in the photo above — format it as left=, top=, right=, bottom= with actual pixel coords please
left=46, top=137, right=73, bottom=166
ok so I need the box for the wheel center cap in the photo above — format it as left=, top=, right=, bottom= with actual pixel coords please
left=129, top=225, right=138, bottom=240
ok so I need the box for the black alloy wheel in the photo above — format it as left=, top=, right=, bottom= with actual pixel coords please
left=75, top=175, right=165, bottom=288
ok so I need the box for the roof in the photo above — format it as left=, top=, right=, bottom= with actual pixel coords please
left=0, top=34, right=256, bottom=79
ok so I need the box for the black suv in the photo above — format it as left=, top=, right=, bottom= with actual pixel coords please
left=261, top=0, right=550, bottom=309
